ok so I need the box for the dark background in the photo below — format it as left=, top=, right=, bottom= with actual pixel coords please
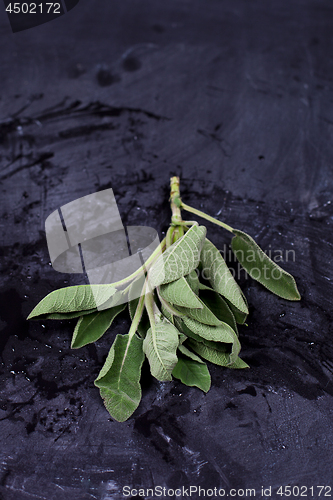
left=1, top=0, right=333, bottom=498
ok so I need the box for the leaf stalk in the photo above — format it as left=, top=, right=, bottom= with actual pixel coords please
left=169, top=176, right=234, bottom=233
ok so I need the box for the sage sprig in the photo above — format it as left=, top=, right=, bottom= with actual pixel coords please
left=28, top=176, right=301, bottom=422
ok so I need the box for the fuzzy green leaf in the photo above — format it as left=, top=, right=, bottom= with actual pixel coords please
left=161, top=303, right=174, bottom=323
left=231, top=229, right=301, bottom=301
left=182, top=316, right=240, bottom=363
left=199, top=289, right=238, bottom=333
left=186, top=338, right=231, bottom=366
left=177, top=295, right=223, bottom=326
left=185, top=270, right=200, bottom=295
left=182, top=316, right=235, bottom=344
left=149, top=225, right=206, bottom=288
left=172, top=355, right=211, bottom=392
left=224, top=298, right=248, bottom=325
left=200, top=239, right=248, bottom=314
left=187, top=338, right=248, bottom=369
left=157, top=289, right=186, bottom=318
left=94, top=333, right=144, bottom=422
left=159, top=277, right=203, bottom=309
left=31, top=309, right=97, bottom=321
left=143, top=318, right=179, bottom=381
left=181, top=321, right=231, bottom=352
left=71, top=303, right=126, bottom=349
left=228, top=357, right=250, bottom=369
left=198, top=282, right=214, bottom=291
left=178, top=344, right=204, bottom=363
left=28, top=285, right=117, bottom=319
left=178, top=333, right=187, bottom=344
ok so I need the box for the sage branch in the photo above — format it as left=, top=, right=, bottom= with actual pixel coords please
left=28, top=176, right=300, bottom=421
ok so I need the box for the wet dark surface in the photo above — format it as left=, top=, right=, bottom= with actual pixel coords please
left=1, top=0, right=333, bottom=498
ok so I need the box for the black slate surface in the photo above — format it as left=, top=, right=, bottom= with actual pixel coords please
left=1, top=1, right=333, bottom=499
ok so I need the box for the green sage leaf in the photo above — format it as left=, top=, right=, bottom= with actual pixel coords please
left=71, top=303, right=126, bottom=349
left=231, top=229, right=301, bottom=301
left=224, top=298, right=248, bottom=325
left=28, top=285, right=117, bottom=319
left=149, top=225, right=206, bottom=288
left=187, top=338, right=248, bottom=369
left=94, top=333, right=144, bottom=422
left=186, top=338, right=233, bottom=367
left=200, top=239, right=248, bottom=314
left=185, top=270, right=200, bottom=295
left=143, top=318, right=179, bottom=381
left=182, top=316, right=240, bottom=363
left=228, top=357, right=249, bottom=369
left=199, top=289, right=238, bottom=333
left=172, top=354, right=211, bottom=392
left=178, top=343, right=204, bottom=363
left=31, top=309, right=97, bottom=321
left=181, top=321, right=231, bottom=352
left=159, top=277, right=203, bottom=309
left=177, top=296, right=222, bottom=326
left=182, top=316, right=235, bottom=344
left=161, top=303, right=174, bottom=324
left=178, top=333, right=187, bottom=344
left=198, top=282, right=214, bottom=291
left=157, top=289, right=185, bottom=318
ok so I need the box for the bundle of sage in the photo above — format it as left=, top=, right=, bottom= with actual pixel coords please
left=28, top=177, right=300, bottom=421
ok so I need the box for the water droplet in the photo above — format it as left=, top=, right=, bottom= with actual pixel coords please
left=279, top=312, right=285, bottom=317
left=26, top=275, right=32, bottom=279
